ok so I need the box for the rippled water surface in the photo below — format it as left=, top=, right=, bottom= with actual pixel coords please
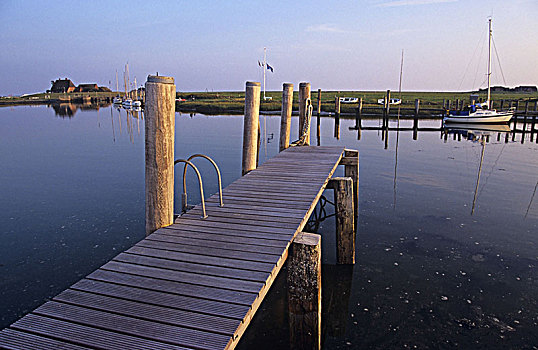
left=0, top=105, right=536, bottom=349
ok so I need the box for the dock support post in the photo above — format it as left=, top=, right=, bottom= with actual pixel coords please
left=288, top=232, right=321, bottom=350
left=328, top=177, right=355, bottom=264
left=298, top=82, right=311, bottom=145
left=242, top=81, right=261, bottom=175
left=279, top=83, right=293, bottom=152
left=342, top=149, right=359, bottom=218
left=145, top=75, right=176, bottom=235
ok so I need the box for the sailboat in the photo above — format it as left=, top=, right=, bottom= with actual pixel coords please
left=444, top=18, right=515, bottom=124
left=132, top=77, right=142, bottom=107
left=113, top=70, right=122, bottom=105
left=122, top=63, right=133, bottom=108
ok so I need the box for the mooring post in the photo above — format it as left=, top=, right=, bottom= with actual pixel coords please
left=145, top=75, right=176, bottom=236
left=534, top=100, right=538, bottom=112
left=288, top=232, right=321, bottom=350
left=327, top=177, right=355, bottom=264
left=384, top=90, right=391, bottom=128
left=414, top=99, right=420, bottom=125
left=356, top=97, right=363, bottom=128
left=298, top=82, right=312, bottom=145
left=334, top=96, right=341, bottom=139
left=279, top=83, right=293, bottom=152
left=500, top=99, right=504, bottom=110
left=316, top=89, right=322, bottom=146
left=242, top=81, right=261, bottom=175
left=342, top=149, right=359, bottom=219
left=525, top=100, right=529, bottom=115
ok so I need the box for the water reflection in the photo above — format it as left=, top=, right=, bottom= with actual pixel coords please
left=50, top=101, right=112, bottom=118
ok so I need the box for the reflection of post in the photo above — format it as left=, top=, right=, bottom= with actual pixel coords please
left=322, top=264, right=353, bottom=337
left=145, top=75, right=176, bottom=235
left=279, top=83, right=293, bottom=152
left=298, top=82, right=311, bottom=145
left=288, top=232, right=321, bottom=350
left=328, top=177, right=355, bottom=264
left=242, top=81, right=261, bottom=175
left=384, top=128, right=389, bottom=149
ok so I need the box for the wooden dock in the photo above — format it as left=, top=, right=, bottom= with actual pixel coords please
left=0, top=146, right=348, bottom=350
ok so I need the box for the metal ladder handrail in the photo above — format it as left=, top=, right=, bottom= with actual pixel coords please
left=183, top=154, right=224, bottom=209
left=174, top=159, right=207, bottom=219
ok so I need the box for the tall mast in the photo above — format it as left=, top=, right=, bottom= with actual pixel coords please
left=487, top=17, right=492, bottom=109
left=115, top=70, right=119, bottom=96
left=263, top=47, right=266, bottom=100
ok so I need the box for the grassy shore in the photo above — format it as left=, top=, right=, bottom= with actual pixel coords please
left=176, top=90, right=538, bottom=115
left=2, top=90, right=536, bottom=115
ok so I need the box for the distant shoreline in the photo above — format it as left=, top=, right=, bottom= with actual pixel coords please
left=2, top=91, right=537, bottom=117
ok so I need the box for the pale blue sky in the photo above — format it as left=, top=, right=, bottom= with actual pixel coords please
left=1, top=0, right=537, bottom=95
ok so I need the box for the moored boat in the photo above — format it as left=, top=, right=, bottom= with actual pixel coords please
left=444, top=18, right=514, bottom=124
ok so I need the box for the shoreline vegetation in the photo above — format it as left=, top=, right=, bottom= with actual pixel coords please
left=1, top=90, right=537, bottom=117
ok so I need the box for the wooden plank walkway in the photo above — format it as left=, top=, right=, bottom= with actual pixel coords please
left=0, top=146, right=345, bottom=350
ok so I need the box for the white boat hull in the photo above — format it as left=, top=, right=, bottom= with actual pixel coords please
left=443, top=110, right=513, bottom=124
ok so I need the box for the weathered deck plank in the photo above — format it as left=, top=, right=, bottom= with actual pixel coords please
left=0, top=146, right=345, bottom=350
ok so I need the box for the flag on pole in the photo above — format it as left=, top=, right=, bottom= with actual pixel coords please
left=266, top=63, right=274, bottom=72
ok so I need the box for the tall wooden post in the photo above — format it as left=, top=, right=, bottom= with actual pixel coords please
left=384, top=90, right=391, bottom=128
left=242, top=81, right=261, bottom=175
left=328, top=177, right=355, bottom=264
left=355, top=97, right=363, bottom=128
left=515, top=100, right=520, bottom=111
left=145, top=75, right=176, bottom=235
left=343, top=149, right=359, bottom=219
left=525, top=100, right=529, bottom=115
left=298, top=82, right=311, bottom=145
left=288, top=232, right=321, bottom=350
left=279, top=83, right=293, bottom=152
left=334, top=96, right=341, bottom=140
left=500, top=99, right=504, bottom=110
left=316, top=89, right=322, bottom=146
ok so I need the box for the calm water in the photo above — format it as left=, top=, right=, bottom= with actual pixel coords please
left=0, top=104, right=536, bottom=349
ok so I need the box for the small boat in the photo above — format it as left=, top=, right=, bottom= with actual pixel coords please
left=377, top=98, right=401, bottom=105
left=132, top=100, right=142, bottom=107
left=122, top=98, right=133, bottom=107
left=340, top=97, right=358, bottom=104
left=113, top=97, right=122, bottom=104
left=444, top=18, right=514, bottom=124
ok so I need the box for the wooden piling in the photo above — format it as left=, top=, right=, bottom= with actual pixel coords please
left=242, top=81, right=261, bottom=175
left=144, top=75, right=176, bottom=235
left=342, top=149, right=359, bottom=218
left=384, top=90, right=391, bottom=127
left=328, top=177, right=355, bottom=264
left=525, top=100, right=529, bottom=115
left=316, top=89, right=321, bottom=146
left=298, top=82, right=311, bottom=145
left=356, top=97, right=363, bottom=128
left=500, top=99, right=504, bottom=110
left=414, top=99, right=420, bottom=118
left=334, top=96, right=341, bottom=140
left=288, top=232, right=322, bottom=350
left=515, top=100, right=519, bottom=111
left=279, top=83, right=293, bottom=152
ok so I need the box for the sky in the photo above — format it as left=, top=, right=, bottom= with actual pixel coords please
left=1, top=0, right=537, bottom=95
